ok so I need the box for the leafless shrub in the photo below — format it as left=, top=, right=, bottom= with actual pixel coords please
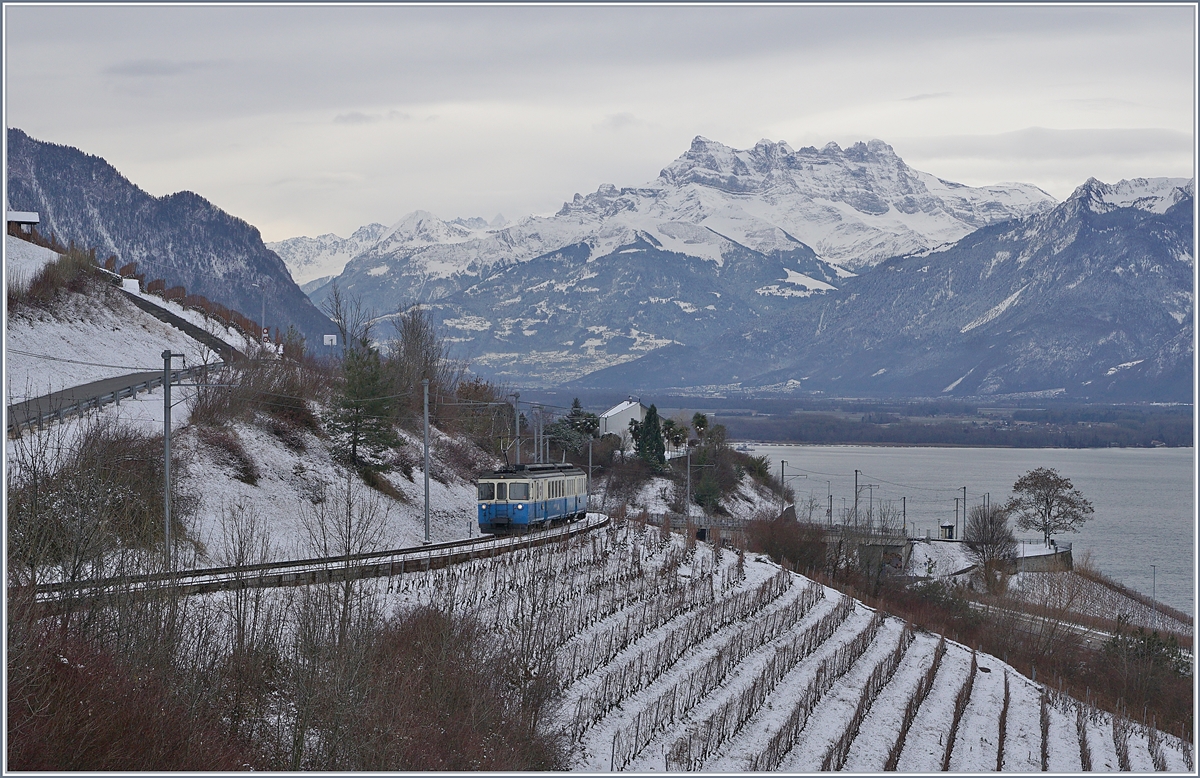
left=197, top=425, right=259, bottom=485
left=1040, top=687, right=1051, bottom=770
left=1112, top=704, right=1132, bottom=770
left=7, top=415, right=195, bottom=583
left=5, top=602, right=257, bottom=770
left=996, top=671, right=1010, bottom=770
left=9, top=246, right=110, bottom=311
left=431, top=432, right=494, bottom=484
left=189, top=357, right=327, bottom=433
left=1077, top=698, right=1093, bottom=770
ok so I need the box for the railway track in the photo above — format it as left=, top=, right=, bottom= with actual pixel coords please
left=31, top=513, right=609, bottom=610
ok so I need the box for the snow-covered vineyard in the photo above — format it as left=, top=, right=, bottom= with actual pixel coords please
left=382, top=519, right=1193, bottom=772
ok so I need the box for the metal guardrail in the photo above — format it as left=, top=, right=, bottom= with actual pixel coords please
left=8, top=361, right=225, bottom=434
left=32, top=513, right=610, bottom=609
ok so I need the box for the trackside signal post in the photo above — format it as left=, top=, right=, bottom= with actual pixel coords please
left=162, top=350, right=184, bottom=571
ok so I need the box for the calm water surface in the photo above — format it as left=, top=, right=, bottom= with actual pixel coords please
left=746, top=444, right=1195, bottom=615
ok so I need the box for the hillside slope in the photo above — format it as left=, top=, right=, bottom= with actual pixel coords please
left=6, top=128, right=336, bottom=344
left=578, top=177, right=1193, bottom=401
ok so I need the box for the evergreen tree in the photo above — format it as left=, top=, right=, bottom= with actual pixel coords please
left=635, top=404, right=666, bottom=467
left=566, top=398, right=600, bottom=436
left=326, top=340, right=398, bottom=471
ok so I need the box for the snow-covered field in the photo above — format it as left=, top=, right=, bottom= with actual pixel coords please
left=6, top=248, right=1192, bottom=771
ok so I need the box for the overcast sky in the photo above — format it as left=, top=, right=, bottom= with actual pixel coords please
left=4, top=3, right=1195, bottom=242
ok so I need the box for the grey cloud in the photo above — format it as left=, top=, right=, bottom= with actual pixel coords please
left=594, top=112, right=649, bottom=132
left=334, top=111, right=381, bottom=125
left=104, top=58, right=210, bottom=77
left=899, top=92, right=951, bottom=102
left=334, top=110, right=416, bottom=125
left=896, top=127, right=1192, bottom=161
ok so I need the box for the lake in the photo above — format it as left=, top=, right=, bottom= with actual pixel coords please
left=745, top=444, right=1195, bottom=616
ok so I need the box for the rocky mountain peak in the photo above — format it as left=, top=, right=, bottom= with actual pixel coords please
left=1066, top=176, right=1194, bottom=216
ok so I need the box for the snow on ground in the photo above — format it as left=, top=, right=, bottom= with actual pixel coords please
left=1008, top=571, right=1191, bottom=635
left=123, top=285, right=254, bottom=355
left=908, top=538, right=974, bottom=577
left=6, top=289, right=216, bottom=404
left=179, top=419, right=486, bottom=564
left=4, top=234, right=60, bottom=291
left=596, top=469, right=779, bottom=522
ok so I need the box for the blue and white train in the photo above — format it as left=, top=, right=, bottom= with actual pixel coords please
left=477, top=463, right=588, bottom=535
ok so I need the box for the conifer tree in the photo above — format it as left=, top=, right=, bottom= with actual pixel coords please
left=327, top=339, right=398, bottom=471
left=636, top=404, right=666, bottom=467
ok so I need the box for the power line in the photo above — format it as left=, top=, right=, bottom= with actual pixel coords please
left=5, top=348, right=167, bottom=372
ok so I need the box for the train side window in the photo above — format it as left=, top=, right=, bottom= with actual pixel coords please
left=510, top=482, right=530, bottom=500
left=496, top=482, right=507, bottom=501
left=478, top=483, right=494, bottom=500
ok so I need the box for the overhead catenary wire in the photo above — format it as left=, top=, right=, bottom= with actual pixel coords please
left=5, top=348, right=177, bottom=372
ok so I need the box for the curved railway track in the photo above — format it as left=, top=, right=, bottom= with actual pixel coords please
left=32, top=513, right=610, bottom=609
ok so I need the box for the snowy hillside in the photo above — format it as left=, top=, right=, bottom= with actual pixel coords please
left=5, top=287, right=227, bottom=409
left=375, top=521, right=1192, bottom=772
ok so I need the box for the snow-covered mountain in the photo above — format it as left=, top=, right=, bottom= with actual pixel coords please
left=269, top=136, right=1055, bottom=386
left=279, top=136, right=1054, bottom=307
left=267, top=222, right=388, bottom=291
left=578, top=176, right=1194, bottom=401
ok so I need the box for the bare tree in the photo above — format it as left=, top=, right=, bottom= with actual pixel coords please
left=320, top=283, right=375, bottom=356
left=965, top=504, right=1017, bottom=594
left=297, top=471, right=391, bottom=646
left=1005, top=467, right=1094, bottom=546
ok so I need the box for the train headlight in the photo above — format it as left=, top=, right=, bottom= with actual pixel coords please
left=517, top=504, right=524, bottom=510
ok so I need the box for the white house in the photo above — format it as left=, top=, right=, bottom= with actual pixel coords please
left=599, top=397, right=648, bottom=438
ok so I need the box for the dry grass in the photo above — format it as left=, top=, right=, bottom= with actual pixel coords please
left=7, top=246, right=112, bottom=313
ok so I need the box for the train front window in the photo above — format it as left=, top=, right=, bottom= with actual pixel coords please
left=496, top=482, right=507, bottom=501
left=478, top=483, right=495, bottom=500
left=510, top=482, right=530, bottom=500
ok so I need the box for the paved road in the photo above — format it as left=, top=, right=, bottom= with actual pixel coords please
left=9, top=369, right=169, bottom=429
left=7, top=287, right=246, bottom=432
left=120, top=289, right=244, bottom=363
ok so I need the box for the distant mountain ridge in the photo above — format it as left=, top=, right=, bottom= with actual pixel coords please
left=270, top=136, right=1058, bottom=386
left=575, top=176, right=1194, bottom=401
left=5, top=128, right=335, bottom=344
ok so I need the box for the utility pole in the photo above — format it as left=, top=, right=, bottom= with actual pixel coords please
left=423, top=379, right=430, bottom=545
left=1151, top=564, right=1157, bottom=631
left=685, top=446, right=691, bottom=521
left=587, top=438, right=593, bottom=506
left=512, top=392, right=520, bottom=465
left=162, top=350, right=183, bottom=572
left=962, top=486, right=967, bottom=541
left=780, top=460, right=788, bottom=518
left=854, top=469, right=859, bottom=529
left=902, top=496, right=907, bottom=536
